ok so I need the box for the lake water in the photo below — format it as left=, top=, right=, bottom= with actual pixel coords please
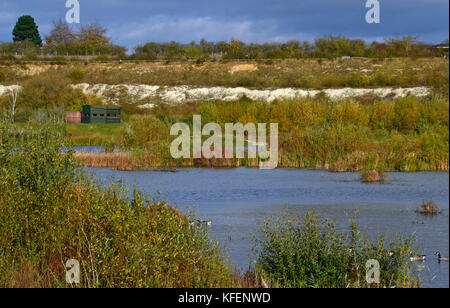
left=85, top=167, right=449, bottom=288
left=73, top=146, right=119, bottom=153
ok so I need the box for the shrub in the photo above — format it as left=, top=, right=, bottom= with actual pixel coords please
left=68, top=69, right=85, bottom=83
left=0, top=123, right=234, bottom=287
left=368, top=100, right=395, bottom=130
left=393, top=97, right=420, bottom=133
left=328, top=101, right=368, bottom=127
left=416, top=200, right=439, bottom=216
left=0, top=69, right=6, bottom=82
left=252, top=210, right=419, bottom=288
left=120, top=114, right=170, bottom=149
left=360, top=169, right=388, bottom=183
left=22, top=48, right=39, bottom=61
left=284, top=123, right=370, bottom=165
left=17, top=72, right=87, bottom=112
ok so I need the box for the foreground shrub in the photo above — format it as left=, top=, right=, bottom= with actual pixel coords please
left=0, top=123, right=234, bottom=288
left=252, top=210, right=419, bottom=288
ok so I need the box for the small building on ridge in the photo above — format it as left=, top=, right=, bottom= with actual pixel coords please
left=81, top=105, right=121, bottom=124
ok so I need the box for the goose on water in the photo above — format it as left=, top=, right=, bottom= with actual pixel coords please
left=197, top=220, right=212, bottom=226
left=435, top=251, right=449, bottom=262
left=409, top=252, right=426, bottom=262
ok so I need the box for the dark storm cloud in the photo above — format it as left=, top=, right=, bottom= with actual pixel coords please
left=0, top=0, right=448, bottom=48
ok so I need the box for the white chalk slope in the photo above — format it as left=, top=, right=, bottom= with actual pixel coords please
left=1, top=84, right=431, bottom=108
left=71, top=84, right=431, bottom=108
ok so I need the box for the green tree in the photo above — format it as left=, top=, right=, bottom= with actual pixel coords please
left=12, top=15, right=42, bottom=46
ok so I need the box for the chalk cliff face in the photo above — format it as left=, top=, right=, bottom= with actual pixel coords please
left=0, top=83, right=431, bottom=108
left=70, top=83, right=431, bottom=107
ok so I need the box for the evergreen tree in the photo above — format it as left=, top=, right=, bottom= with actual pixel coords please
left=12, top=15, right=42, bottom=46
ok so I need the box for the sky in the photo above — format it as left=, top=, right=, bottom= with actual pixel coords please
left=0, top=0, right=448, bottom=49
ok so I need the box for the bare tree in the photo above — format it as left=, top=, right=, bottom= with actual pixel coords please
left=9, top=87, right=19, bottom=122
left=44, top=19, right=75, bottom=56
left=48, top=19, right=75, bottom=44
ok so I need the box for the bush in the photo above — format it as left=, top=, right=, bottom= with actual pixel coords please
left=393, top=97, right=420, bottom=133
left=0, top=123, right=234, bottom=287
left=415, top=200, right=439, bottom=216
left=120, top=114, right=170, bottom=149
left=252, top=210, right=419, bottom=288
left=18, top=72, right=87, bottom=111
left=360, top=169, right=388, bottom=183
left=0, top=69, right=6, bottom=82
left=68, top=69, right=85, bottom=83
left=368, top=100, right=395, bottom=130
left=328, top=101, right=368, bottom=127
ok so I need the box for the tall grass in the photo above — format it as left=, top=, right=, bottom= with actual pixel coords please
left=252, top=210, right=419, bottom=288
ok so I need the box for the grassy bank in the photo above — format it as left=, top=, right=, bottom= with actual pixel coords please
left=66, top=123, right=122, bottom=145
left=1, top=58, right=448, bottom=91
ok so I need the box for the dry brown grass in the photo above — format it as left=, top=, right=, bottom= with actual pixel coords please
left=74, top=152, right=133, bottom=170
left=360, top=169, right=388, bottom=183
left=2, top=57, right=447, bottom=89
left=416, top=200, right=440, bottom=216
left=74, top=145, right=267, bottom=171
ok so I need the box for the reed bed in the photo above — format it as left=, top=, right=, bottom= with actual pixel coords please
left=74, top=151, right=134, bottom=171
left=74, top=150, right=448, bottom=172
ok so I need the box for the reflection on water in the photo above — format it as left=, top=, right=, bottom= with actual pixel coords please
left=85, top=167, right=449, bottom=288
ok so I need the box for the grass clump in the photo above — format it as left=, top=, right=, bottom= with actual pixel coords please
left=360, top=169, right=388, bottom=183
left=360, top=158, right=389, bottom=183
left=0, top=122, right=235, bottom=288
left=68, top=69, right=85, bottom=83
left=252, top=210, right=419, bottom=288
left=415, top=200, right=440, bottom=216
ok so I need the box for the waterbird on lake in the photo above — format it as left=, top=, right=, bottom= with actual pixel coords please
left=410, top=252, right=426, bottom=262
left=435, top=252, right=449, bottom=262
left=197, top=220, right=212, bottom=226
left=189, top=220, right=212, bottom=227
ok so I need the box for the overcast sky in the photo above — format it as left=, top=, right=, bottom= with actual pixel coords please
left=0, top=0, right=448, bottom=49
